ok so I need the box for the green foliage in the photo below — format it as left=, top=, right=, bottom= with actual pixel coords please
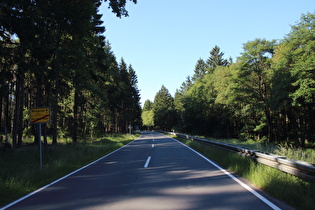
left=141, top=110, right=154, bottom=128
left=192, top=59, right=208, bottom=81
left=152, top=85, right=177, bottom=130
left=206, top=45, right=228, bottom=73
left=149, top=12, right=315, bottom=145
left=143, top=100, right=153, bottom=111
left=173, top=46, right=232, bottom=137
left=141, top=100, right=155, bottom=129
left=285, top=13, right=315, bottom=106
left=104, top=0, right=137, bottom=18
left=231, top=39, right=277, bottom=140
left=0, top=0, right=141, bottom=145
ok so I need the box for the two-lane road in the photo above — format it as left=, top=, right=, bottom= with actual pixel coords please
left=3, top=132, right=283, bottom=210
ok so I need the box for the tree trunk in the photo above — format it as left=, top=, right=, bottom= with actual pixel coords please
left=34, top=83, right=42, bottom=144
left=17, top=74, right=25, bottom=147
left=72, top=88, right=79, bottom=143
left=5, top=86, right=11, bottom=141
left=52, top=79, right=59, bottom=145
left=12, top=76, right=20, bottom=148
left=0, top=95, right=2, bottom=132
left=264, top=107, right=274, bottom=142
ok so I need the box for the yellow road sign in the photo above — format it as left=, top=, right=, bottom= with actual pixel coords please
left=30, top=107, right=50, bottom=124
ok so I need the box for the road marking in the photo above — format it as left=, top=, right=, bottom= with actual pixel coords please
left=172, top=137, right=281, bottom=210
left=144, top=156, right=151, bottom=168
left=152, top=144, right=154, bottom=148
left=1, top=139, right=137, bottom=210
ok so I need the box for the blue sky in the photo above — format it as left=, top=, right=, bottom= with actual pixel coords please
left=100, top=0, right=315, bottom=106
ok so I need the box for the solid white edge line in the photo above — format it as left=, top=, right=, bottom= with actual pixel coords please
left=171, top=137, right=281, bottom=210
left=1, top=135, right=141, bottom=210
left=144, top=156, right=151, bottom=168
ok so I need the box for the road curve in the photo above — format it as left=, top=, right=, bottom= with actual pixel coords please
left=2, top=132, right=284, bottom=210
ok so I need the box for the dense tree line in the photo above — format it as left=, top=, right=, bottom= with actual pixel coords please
left=0, top=0, right=141, bottom=148
left=143, top=12, right=315, bottom=146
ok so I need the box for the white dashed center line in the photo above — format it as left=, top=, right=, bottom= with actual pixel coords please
left=144, top=156, right=151, bottom=168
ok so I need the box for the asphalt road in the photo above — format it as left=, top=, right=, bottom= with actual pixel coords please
left=3, top=132, right=282, bottom=210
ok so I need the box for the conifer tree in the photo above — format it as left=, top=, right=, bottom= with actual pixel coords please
left=153, top=85, right=177, bottom=130
left=207, top=45, right=228, bottom=73
left=192, top=59, right=207, bottom=81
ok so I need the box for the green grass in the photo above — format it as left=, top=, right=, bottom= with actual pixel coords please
left=0, top=134, right=138, bottom=207
left=192, top=135, right=315, bottom=164
left=174, top=136, right=315, bottom=210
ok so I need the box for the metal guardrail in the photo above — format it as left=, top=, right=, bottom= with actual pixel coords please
left=166, top=132, right=315, bottom=182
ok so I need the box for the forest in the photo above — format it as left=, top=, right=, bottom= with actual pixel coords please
left=142, top=12, right=315, bottom=147
left=0, top=0, right=141, bottom=148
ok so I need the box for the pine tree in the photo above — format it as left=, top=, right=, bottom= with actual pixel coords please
left=207, top=45, right=228, bottom=73
left=0, top=0, right=138, bottom=146
left=233, top=39, right=277, bottom=141
left=153, top=85, right=177, bottom=130
left=192, top=59, right=207, bottom=81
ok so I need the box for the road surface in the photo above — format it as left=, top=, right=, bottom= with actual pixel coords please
left=3, top=132, right=283, bottom=210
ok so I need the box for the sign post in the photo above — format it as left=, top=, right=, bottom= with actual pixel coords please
left=38, top=123, right=43, bottom=172
left=128, top=124, right=132, bottom=135
left=30, top=107, right=50, bottom=172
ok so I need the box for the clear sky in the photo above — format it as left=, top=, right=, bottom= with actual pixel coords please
left=100, top=0, right=315, bottom=106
